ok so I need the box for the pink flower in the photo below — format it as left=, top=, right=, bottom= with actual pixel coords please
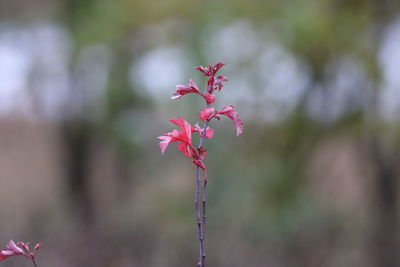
left=171, top=79, right=201, bottom=99
left=217, top=105, right=243, bottom=136
left=0, top=240, right=41, bottom=264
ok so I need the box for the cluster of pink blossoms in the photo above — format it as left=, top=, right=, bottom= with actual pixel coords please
left=0, top=240, right=41, bottom=265
left=158, top=62, right=243, bottom=172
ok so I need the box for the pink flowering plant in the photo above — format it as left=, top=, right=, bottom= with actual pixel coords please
left=158, top=62, right=243, bottom=267
left=0, top=240, right=41, bottom=267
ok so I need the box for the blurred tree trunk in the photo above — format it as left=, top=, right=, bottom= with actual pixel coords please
left=60, top=119, right=94, bottom=224
left=368, top=137, right=400, bottom=267
left=104, top=41, right=139, bottom=198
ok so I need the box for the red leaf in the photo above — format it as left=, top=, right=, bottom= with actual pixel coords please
left=195, top=62, right=226, bottom=93
left=0, top=240, right=40, bottom=263
left=157, top=135, right=172, bottom=154
left=196, top=62, right=225, bottom=76
left=178, top=141, right=192, bottom=157
left=170, top=117, right=192, bottom=146
left=158, top=117, right=196, bottom=158
left=171, top=79, right=201, bottom=100
left=0, top=250, right=15, bottom=260
left=217, top=105, right=243, bottom=136
left=33, top=243, right=41, bottom=252
left=204, top=93, right=216, bottom=104
left=214, top=75, right=228, bottom=91
left=199, top=107, right=217, bottom=121
left=7, top=241, right=23, bottom=254
left=192, top=124, right=214, bottom=139
left=194, top=65, right=209, bottom=75
left=204, top=127, right=214, bottom=139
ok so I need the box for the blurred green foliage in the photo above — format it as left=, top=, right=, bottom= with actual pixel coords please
left=1, top=0, right=400, bottom=266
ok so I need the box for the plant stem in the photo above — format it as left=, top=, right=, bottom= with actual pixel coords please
left=32, top=259, right=38, bottom=267
left=195, top=119, right=209, bottom=267
left=201, top=175, right=207, bottom=265
left=195, top=166, right=204, bottom=267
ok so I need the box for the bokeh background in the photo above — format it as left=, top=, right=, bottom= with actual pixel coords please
left=1, top=0, right=400, bottom=266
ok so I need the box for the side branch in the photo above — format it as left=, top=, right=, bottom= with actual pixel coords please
left=201, top=176, right=208, bottom=264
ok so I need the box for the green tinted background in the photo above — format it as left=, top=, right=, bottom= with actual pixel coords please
left=0, top=0, right=400, bottom=266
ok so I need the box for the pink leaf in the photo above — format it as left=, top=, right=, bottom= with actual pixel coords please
left=203, top=93, right=216, bottom=104
left=194, top=65, right=209, bottom=75
left=170, top=117, right=192, bottom=146
left=212, top=62, right=225, bottom=73
left=195, top=62, right=225, bottom=77
left=199, top=107, right=216, bottom=121
left=171, top=79, right=201, bottom=99
left=178, top=141, right=191, bottom=157
left=158, top=135, right=172, bottom=154
left=0, top=249, right=15, bottom=261
left=195, top=62, right=226, bottom=93
left=205, top=127, right=214, bottom=139
left=214, top=75, right=228, bottom=91
left=192, top=124, right=214, bottom=139
left=7, top=240, right=23, bottom=254
left=217, top=105, right=243, bottom=136
left=192, top=123, right=202, bottom=133
left=0, top=240, right=41, bottom=263
left=158, top=117, right=196, bottom=158
left=33, top=243, right=41, bottom=252
left=17, top=242, right=29, bottom=252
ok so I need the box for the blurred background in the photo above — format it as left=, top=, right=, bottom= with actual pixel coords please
left=0, top=0, right=400, bottom=266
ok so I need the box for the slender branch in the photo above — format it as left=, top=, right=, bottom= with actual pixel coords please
left=195, top=165, right=204, bottom=267
left=32, top=259, right=38, bottom=267
left=195, top=118, right=209, bottom=267
left=201, top=176, right=207, bottom=265
left=198, top=119, right=209, bottom=147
